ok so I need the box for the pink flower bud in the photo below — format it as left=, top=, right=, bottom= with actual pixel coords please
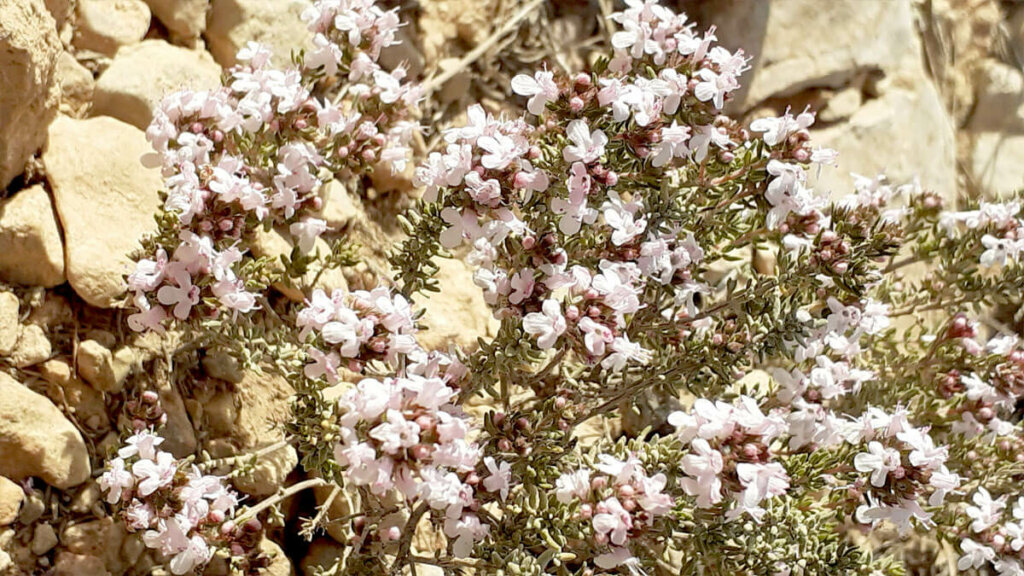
left=565, top=305, right=579, bottom=321
left=219, top=219, right=234, bottom=232
left=793, top=148, right=810, bottom=162
left=383, top=526, right=401, bottom=541
left=591, top=476, right=608, bottom=491
left=522, top=235, right=537, bottom=250
left=574, top=73, right=591, bottom=88
left=529, top=146, right=542, bottom=160
left=618, top=484, right=635, bottom=498
left=191, top=122, right=204, bottom=134
left=622, top=497, right=636, bottom=512
left=570, top=97, right=585, bottom=113
left=294, top=119, right=308, bottom=130
left=594, top=532, right=608, bottom=546
left=579, top=503, right=593, bottom=519
left=362, top=149, right=376, bottom=161
left=212, top=130, right=224, bottom=143
left=410, top=444, right=432, bottom=460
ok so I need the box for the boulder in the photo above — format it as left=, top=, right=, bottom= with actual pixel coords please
left=143, top=0, right=208, bottom=41
left=318, top=180, right=363, bottom=230
left=93, top=40, right=222, bottom=130
left=56, top=52, right=95, bottom=117
left=0, top=477, right=22, bottom=526
left=43, top=116, right=162, bottom=308
left=206, top=0, right=313, bottom=67
left=226, top=371, right=297, bottom=496
left=76, top=339, right=133, bottom=393
left=0, top=0, right=61, bottom=190
left=53, top=552, right=111, bottom=576
left=967, top=60, right=1024, bottom=134
left=414, top=257, right=497, bottom=351
left=0, top=292, right=19, bottom=356
left=31, top=523, right=58, bottom=555
left=704, top=0, right=920, bottom=110
left=10, top=324, right=52, bottom=368
left=968, top=132, right=1024, bottom=199
left=0, top=184, right=65, bottom=287
left=61, top=517, right=126, bottom=574
left=73, top=0, right=151, bottom=56
left=0, top=372, right=90, bottom=489
left=808, top=69, right=958, bottom=203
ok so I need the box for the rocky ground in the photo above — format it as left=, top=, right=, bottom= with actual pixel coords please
left=0, top=0, right=1020, bottom=574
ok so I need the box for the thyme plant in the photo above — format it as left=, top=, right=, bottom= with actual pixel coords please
left=103, top=1, right=1024, bottom=575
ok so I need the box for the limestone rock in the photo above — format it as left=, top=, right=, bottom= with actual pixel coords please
left=969, top=132, right=1024, bottom=198
left=415, top=257, right=497, bottom=351
left=43, top=116, right=163, bottom=308
left=259, top=537, right=293, bottom=576
left=44, top=0, right=74, bottom=32
left=206, top=0, right=313, bottom=67
left=31, top=523, right=57, bottom=555
left=705, top=0, right=920, bottom=109
left=967, top=59, right=1024, bottom=134
left=143, top=0, right=208, bottom=41
left=318, top=180, right=363, bottom=230
left=76, top=340, right=133, bottom=393
left=228, top=371, right=296, bottom=496
left=39, top=358, right=72, bottom=386
left=0, top=477, right=22, bottom=526
left=0, top=292, right=19, bottom=356
left=93, top=40, right=222, bottom=130
left=53, top=552, right=110, bottom=576
left=249, top=226, right=348, bottom=301
left=0, top=185, right=65, bottom=287
left=0, top=0, right=61, bottom=190
left=61, top=518, right=125, bottom=574
left=11, top=324, right=51, bottom=368
left=56, top=52, right=95, bottom=117
left=73, top=0, right=151, bottom=56
left=0, top=372, right=90, bottom=488
left=156, top=372, right=198, bottom=458
left=809, top=70, right=958, bottom=203
left=300, top=539, right=346, bottom=576
left=47, top=377, right=110, bottom=433
left=231, top=443, right=298, bottom=496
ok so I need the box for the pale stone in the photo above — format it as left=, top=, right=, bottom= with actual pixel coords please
left=414, top=257, right=497, bottom=351
left=259, top=537, right=293, bottom=576
left=969, top=132, right=1024, bottom=199
left=206, top=0, right=313, bottom=68
left=156, top=372, right=198, bottom=457
left=0, top=0, right=61, bottom=190
left=227, top=371, right=296, bottom=496
left=11, top=324, right=51, bottom=368
left=0, top=372, right=90, bottom=488
left=31, top=523, right=57, bottom=555
left=56, top=52, right=94, bottom=117
left=250, top=226, right=348, bottom=301
left=53, top=552, right=110, bottom=576
left=73, top=0, right=151, bottom=56
left=0, top=185, right=65, bottom=287
left=43, top=116, right=163, bottom=308
left=93, top=40, right=222, bottom=130
left=318, top=180, right=363, bottom=230
left=967, top=59, right=1024, bottom=134
left=0, top=477, right=22, bottom=526
left=76, top=340, right=132, bottom=393
left=707, top=0, right=921, bottom=109
left=143, top=0, right=208, bottom=41
left=46, top=377, right=110, bottom=433
left=61, top=517, right=125, bottom=574
left=0, top=292, right=19, bottom=356
left=205, top=392, right=237, bottom=435
left=809, top=69, right=958, bottom=203
left=39, top=358, right=72, bottom=385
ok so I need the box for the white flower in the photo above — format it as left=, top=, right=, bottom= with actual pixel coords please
left=966, top=487, right=1005, bottom=533
left=443, top=513, right=489, bottom=558
left=369, top=409, right=421, bottom=454
left=289, top=217, right=328, bottom=254
left=133, top=451, right=178, bottom=497
left=600, top=335, right=652, bottom=372
left=981, top=234, right=1022, bottom=268
left=99, top=458, right=134, bottom=504
left=680, top=438, right=724, bottom=508
left=853, top=441, right=900, bottom=488
left=522, top=299, right=566, bottom=350
left=602, top=192, right=647, bottom=246
left=483, top=457, right=511, bottom=501
left=478, top=132, right=522, bottom=170
left=562, top=120, right=607, bottom=164
left=555, top=469, right=590, bottom=503
left=958, top=538, right=995, bottom=571
left=592, top=497, right=632, bottom=546
left=511, top=70, right=559, bottom=115
left=119, top=430, right=165, bottom=460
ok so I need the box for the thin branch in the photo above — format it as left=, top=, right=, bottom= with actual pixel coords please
left=236, top=477, right=328, bottom=523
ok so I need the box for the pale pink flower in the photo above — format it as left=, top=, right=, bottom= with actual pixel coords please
left=483, top=457, right=511, bottom=501
left=562, top=120, right=607, bottom=164
left=522, top=299, right=567, bottom=349
left=510, top=70, right=559, bottom=115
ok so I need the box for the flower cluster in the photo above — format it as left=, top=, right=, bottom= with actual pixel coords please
left=668, top=396, right=789, bottom=520
left=958, top=488, right=1024, bottom=575
left=848, top=410, right=958, bottom=535
left=128, top=0, right=420, bottom=332
left=555, top=453, right=673, bottom=569
left=99, top=430, right=241, bottom=575
left=297, top=286, right=417, bottom=377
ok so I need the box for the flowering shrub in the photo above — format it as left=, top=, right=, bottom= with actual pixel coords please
left=101, top=0, right=1024, bottom=574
